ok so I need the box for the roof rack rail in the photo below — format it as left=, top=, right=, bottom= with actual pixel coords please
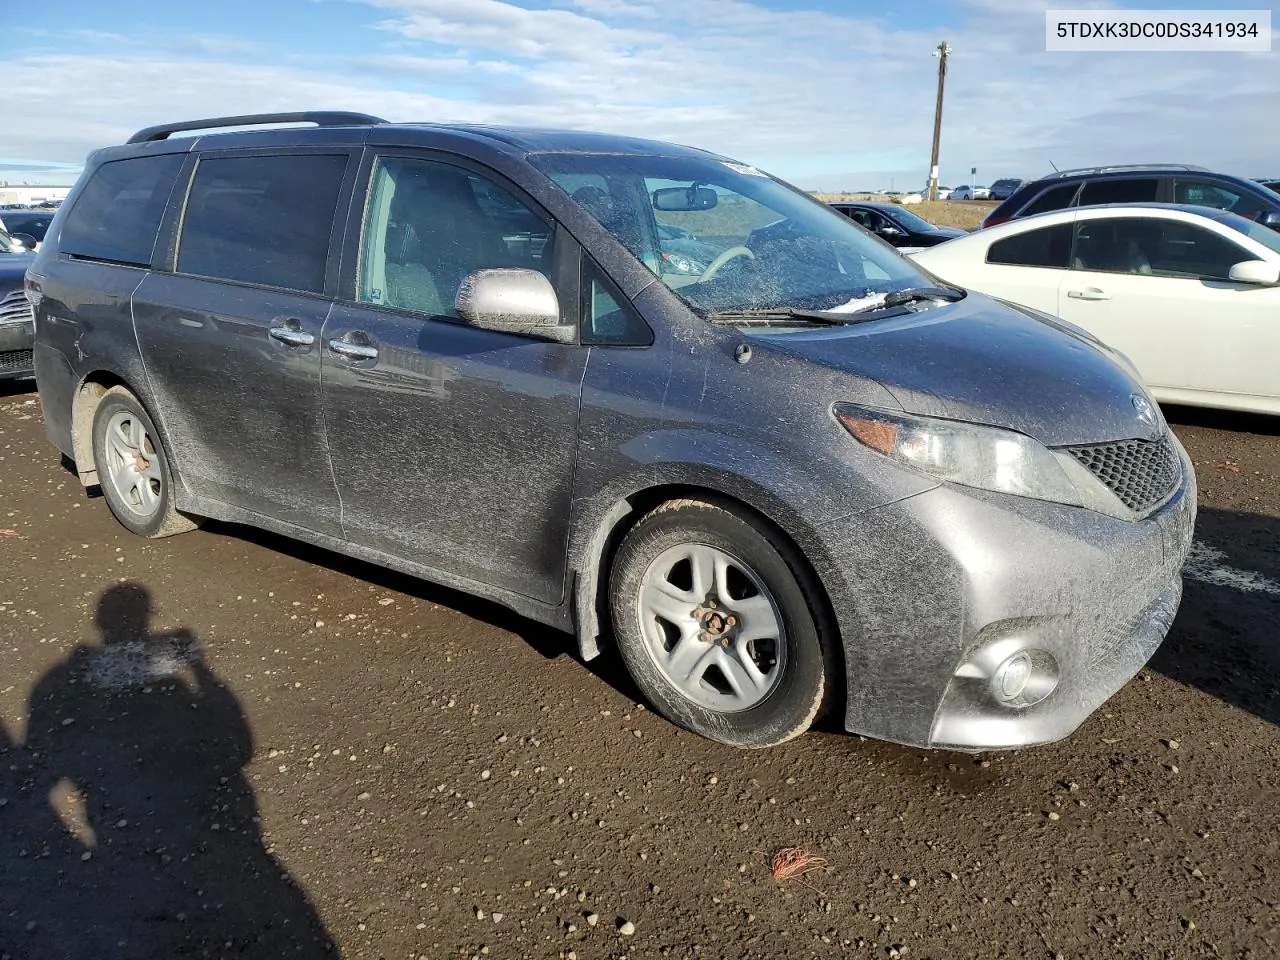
left=126, top=111, right=387, bottom=144
left=1042, top=163, right=1210, bottom=180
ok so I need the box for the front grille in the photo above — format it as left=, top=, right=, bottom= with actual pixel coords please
left=0, top=290, right=32, bottom=326
left=1066, top=435, right=1181, bottom=514
left=0, top=349, right=33, bottom=372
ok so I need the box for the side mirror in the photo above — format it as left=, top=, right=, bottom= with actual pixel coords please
left=455, top=268, right=576, bottom=343
left=1228, top=260, right=1280, bottom=285
left=1261, top=211, right=1280, bottom=229
left=878, top=225, right=904, bottom=237
left=10, top=233, right=36, bottom=250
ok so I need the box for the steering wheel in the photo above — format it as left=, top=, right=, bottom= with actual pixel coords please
left=698, top=245, right=755, bottom=283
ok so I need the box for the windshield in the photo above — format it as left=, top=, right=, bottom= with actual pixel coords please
left=1220, top=212, right=1280, bottom=256
left=885, top=207, right=939, bottom=232
left=533, top=153, right=932, bottom=315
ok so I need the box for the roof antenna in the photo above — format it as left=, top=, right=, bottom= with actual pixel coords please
left=1048, top=159, right=1060, bottom=172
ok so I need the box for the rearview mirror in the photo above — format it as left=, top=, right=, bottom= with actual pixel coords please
left=652, top=186, right=718, bottom=212
left=455, top=269, right=575, bottom=343
left=1228, top=260, right=1280, bottom=285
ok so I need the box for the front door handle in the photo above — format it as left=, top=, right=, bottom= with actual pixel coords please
left=327, top=336, right=379, bottom=361
left=268, top=324, right=315, bottom=346
left=1066, top=287, right=1111, bottom=301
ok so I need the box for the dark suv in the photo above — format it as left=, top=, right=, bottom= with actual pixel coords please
left=983, top=164, right=1280, bottom=230
left=26, top=112, right=1194, bottom=753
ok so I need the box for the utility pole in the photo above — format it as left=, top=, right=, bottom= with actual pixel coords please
left=927, top=41, right=950, bottom=202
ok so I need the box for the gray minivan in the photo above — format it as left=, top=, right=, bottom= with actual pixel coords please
left=27, top=112, right=1195, bottom=751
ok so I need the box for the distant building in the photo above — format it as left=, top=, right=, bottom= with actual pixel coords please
left=0, top=185, right=72, bottom=206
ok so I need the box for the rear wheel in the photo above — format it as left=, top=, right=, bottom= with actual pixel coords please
left=90, top=387, right=199, bottom=538
left=608, top=498, right=835, bottom=748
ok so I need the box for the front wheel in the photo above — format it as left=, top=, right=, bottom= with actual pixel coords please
left=608, top=499, right=836, bottom=748
left=90, top=386, right=199, bottom=538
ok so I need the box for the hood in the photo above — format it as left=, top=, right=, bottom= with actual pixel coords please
left=748, top=291, right=1157, bottom=447
left=0, top=253, right=34, bottom=286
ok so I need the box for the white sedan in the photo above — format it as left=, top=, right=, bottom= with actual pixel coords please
left=911, top=203, right=1280, bottom=415
left=950, top=185, right=990, bottom=200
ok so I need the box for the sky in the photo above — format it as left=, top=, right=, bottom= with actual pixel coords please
left=7, top=0, right=1279, bottom=191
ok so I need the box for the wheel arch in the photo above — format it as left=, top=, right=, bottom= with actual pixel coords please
left=570, top=478, right=846, bottom=711
left=70, top=371, right=134, bottom=487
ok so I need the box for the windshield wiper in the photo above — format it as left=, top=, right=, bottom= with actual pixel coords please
left=706, top=308, right=846, bottom=326
left=708, top=287, right=965, bottom=327
left=877, top=286, right=965, bottom=309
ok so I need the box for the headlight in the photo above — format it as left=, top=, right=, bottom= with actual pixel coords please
left=834, top=403, right=1082, bottom=506
left=661, top=251, right=707, bottom=274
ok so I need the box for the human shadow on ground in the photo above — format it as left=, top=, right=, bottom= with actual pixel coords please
left=0, top=583, right=338, bottom=960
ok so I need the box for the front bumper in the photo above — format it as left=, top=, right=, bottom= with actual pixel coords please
left=0, top=314, right=35, bottom=380
left=820, top=437, right=1196, bottom=750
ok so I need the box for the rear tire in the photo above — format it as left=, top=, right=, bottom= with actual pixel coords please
left=90, top=387, right=199, bottom=539
left=608, top=498, right=836, bottom=748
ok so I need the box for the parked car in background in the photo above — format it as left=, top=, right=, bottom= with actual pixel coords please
left=0, top=209, right=55, bottom=251
left=934, top=186, right=954, bottom=199
left=0, top=230, right=36, bottom=380
left=982, top=164, right=1280, bottom=230
left=1256, top=178, right=1280, bottom=193
left=830, top=200, right=966, bottom=248
left=988, top=178, right=1023, bottom=201
left=655, top=222, right=724, bottom=276
left=950, top=185, right=990, bottom=200
left=29, top=111, right=1194, bottom=753
left=912, top=203, right=1280, bottom=415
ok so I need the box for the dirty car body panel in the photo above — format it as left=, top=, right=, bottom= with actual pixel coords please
left=26, top=115, right=1196, bottom=751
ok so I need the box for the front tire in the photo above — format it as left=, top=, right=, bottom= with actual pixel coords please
left=90, top=386, right=198, bottom=539
left=608, top=498, right=835, bottom=748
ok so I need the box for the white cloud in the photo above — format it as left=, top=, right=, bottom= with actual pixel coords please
left=8, top=0, right=1279, bottom=190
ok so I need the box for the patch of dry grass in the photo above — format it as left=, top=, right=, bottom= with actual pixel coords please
left=813, top=192, right=998, bottom=232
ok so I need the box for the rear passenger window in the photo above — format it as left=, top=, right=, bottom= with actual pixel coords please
left=986, top=224, right=1073, bottom=268
left=1077, top=178, right=1159, bottom=206
left=60, top=155, right=184, bottom=266
left=1019, top=184, right=1079, bottom=217
left=177, top=154, right=348, bottom=294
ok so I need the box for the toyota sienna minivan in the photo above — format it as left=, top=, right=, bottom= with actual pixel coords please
left=26, top=112, right=1196, bottom=751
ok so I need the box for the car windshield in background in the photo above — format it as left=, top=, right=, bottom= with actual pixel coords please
left=533, top=153, right=931, bottom=317
left=1219, top=211, right=1280, bottom=255
left=0, top=213, right=52, bottom=242
left=883, top=207, right=939, bottom=233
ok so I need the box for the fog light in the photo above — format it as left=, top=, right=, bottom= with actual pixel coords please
left=993, top=651, right=1032, bottom=702
left=989, top=649, right=1058, bottom=708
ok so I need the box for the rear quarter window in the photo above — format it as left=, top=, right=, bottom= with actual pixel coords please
left=986, top=223, right=1073, bottom=268
left=59, top=154, right=186, bottom=266
left=1018, top=183, right=1080, bottom=217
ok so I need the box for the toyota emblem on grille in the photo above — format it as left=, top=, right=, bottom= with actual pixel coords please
left=1131, top=394, right=1156, bottom=427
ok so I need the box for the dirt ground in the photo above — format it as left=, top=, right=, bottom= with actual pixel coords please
left=0, top=381, right=1276, bottom=960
